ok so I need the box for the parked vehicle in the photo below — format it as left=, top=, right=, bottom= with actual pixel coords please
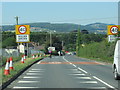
left=113, top=40, right=120, bottom=80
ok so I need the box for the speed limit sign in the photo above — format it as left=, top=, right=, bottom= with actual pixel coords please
left=107, top=25, right=120, bottom=35
left=110, top=26, right=118, bottom=35
left=16, top=25, right=30, bottom=35
left=18, top=25, right=27, bottom=34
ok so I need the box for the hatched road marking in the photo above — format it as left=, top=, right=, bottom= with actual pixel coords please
left=13, top=86, right=39, bottom=89
left=23, top=76, right=42, bottom=78
left=18, top=81, right=40, bottom=83
left=26, top=73, right=43, bottom=75
left=79, top=81, right=98, bottom=84
left=28, top=71, right=44, bottom=72
left=69, top=74, right=85, bottom=76
left=74, top=77, right=91, bottom=79
left=31, top=69, right=45, bottom=70
left=93, top=76, right=115, bottom=89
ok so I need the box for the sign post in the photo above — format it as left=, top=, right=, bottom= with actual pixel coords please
left=16, top=25, right=30, bottom=56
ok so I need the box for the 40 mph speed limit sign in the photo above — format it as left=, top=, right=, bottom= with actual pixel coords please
left=16, top=25, right=30, bottom=43
left=107, top=25, right=120, bottom=35
left=16, top=25, right=30, bottom=35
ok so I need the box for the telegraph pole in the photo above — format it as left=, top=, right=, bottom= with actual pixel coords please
left=62, top=41, right=64, bottom=50
left=50, top=30, right=52, bottom=47
left=15, top=16, right=20, bottom=52
left=15, top=16, right=19, bottom=25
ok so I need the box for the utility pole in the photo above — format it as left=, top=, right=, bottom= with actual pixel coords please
left=15, top=16, right=20, bottom=52
left=62, top=41, right=64, bottom=50
left=50, top=30, right=52, bottom=47
left=15, top=16, right=19, bottom=25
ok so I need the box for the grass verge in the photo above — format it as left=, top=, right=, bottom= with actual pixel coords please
left=1, top=56, right=44, bottom=84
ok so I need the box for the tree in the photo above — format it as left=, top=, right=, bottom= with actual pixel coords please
left=2, top=37, right=17, bottom=48
left=76, top=28, right=82, bottom=56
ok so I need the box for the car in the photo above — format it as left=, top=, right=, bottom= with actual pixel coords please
left=113, top=40, right=120, bottom=80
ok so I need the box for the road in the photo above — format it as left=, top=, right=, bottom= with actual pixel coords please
left=6, top=55, right=120, bottom=90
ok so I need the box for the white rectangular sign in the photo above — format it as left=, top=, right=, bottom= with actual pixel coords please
left=48, top=47, right=55, bottom=51
left=16, top=34, right=30, bottom=43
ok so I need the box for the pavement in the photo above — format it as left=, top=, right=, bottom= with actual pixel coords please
left=5, top=55, right=120, bottom=90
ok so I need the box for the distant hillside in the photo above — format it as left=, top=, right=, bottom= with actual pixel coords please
left=2, top=22, right=110, bottom=34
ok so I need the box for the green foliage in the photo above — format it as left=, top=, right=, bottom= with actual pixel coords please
left=2, top=37, right=17, bottom=48
left=81, top=33, right=106, bottom=44
left=78, top=40, right=116, bottom=63
left=76, top=28, right=82, bottom=56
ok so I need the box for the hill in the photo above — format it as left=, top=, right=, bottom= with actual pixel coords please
left=2, top=22, right=110, bottom=34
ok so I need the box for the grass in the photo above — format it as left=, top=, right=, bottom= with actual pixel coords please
left=1, top=56, right=44, bottom=84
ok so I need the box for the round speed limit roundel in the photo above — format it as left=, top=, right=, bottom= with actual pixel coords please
left=18, top=25, right=27, bottom=34
left=110, top=26, right=119, bottom=35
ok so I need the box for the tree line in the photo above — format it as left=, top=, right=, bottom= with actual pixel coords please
left=2, top=31, right=106, bottom=53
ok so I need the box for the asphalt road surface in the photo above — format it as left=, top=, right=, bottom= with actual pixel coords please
left=6, top=55, right=120, bottom=90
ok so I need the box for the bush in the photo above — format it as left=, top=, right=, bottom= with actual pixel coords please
left=78, top=40, right=116, bottom=63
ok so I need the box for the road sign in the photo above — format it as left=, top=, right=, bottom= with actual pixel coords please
left=16, top=25, right=30, bottom=35
left=107, top=25, right=120, bottom=35
left=16, top=35, right=30, bottom=43
left=48, top=47, right=55, bottom=51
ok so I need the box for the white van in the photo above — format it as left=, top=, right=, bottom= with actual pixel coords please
left=113, top=40, right=120, bottom=80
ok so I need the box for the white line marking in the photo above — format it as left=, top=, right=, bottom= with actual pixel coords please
left=63, top=56, right=88, bottom=74
left=85, top=87, right=106, bottom=89
left=69, top=74, right=85, bottom=76
left=71, top=70, right=81, bottom=73
left=18, top=81, right=39, bottom=83
left=13, top=87, right=39, bottom=89
left=93, top=76, right=115, bottom=89
left=31, top=69, right=45, bottom=70
left=72, top=64, right=77, bottom=67
left=67, top=69, right=78, bottom=70
left=26, top=73, right=42, bottom=75
left=28, top=71, right=44, bottom=72
left=37, top=61, right=41, bottom=64
left=95, top=61, right=105, bottom=65
left=75, top=77, right=91, bottom=79
left=78, top=67, right=88, bottom=74
left=23, top=76, right=41, bottom=78
left=79, top=81, right=98, bottom=84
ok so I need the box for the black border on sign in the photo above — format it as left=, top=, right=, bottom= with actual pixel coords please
left=18, top=25, right=27, bottom=34
left=110, top=25, right=119, bottom=35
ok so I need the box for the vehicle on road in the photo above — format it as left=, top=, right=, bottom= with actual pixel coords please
left=113, top=40, right=120, bottom=80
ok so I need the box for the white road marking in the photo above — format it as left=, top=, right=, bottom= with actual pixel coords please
left=77, top=67, right=88, bottom=74
left=13, top=86, right=39, bottom=89
left=72, top=64, right=77, bottom=67
left=26, top=73, right=42, bottom=75
left=23, top=76, right=41, bottom=78
left=85, top=87, right=106, bottom=89
left=31, top=69, right=45, bottom=70
left=37, top=61, right=41, bottom=64
left=69, top=69, right=80, bottom=71
left=18, top=81, right=39, bottom=83
left=63, top=56, right=88, bottom=74
left=28, top=71, right=44, bottom=72
left=79, top=81, right=98, bottom=84
left=75, top=77, right=91, bottom=79
left=95, top=61, right=105, bottom=65
left=93, top=76, right=115, bottom=89
left=71, top=70, right=81, bottom=73
left=67, top=69, right=78, bottom=70
left=69, top=74, right=85, bottom=76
